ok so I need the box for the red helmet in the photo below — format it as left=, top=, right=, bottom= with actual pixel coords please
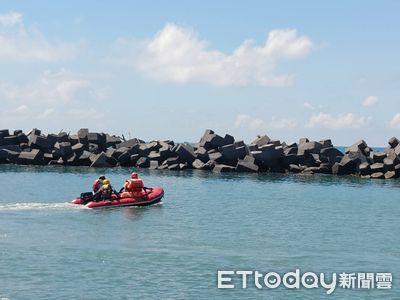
left=131, top=172, right=138, bottom=179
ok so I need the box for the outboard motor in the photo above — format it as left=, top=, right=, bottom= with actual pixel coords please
left=80, top=192, right=94, bottom=204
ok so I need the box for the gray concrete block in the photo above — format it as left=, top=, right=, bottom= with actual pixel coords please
left=388, top=137, right=399, bottom=148
left=359, top=162, right=371, bottom=175
left=136, top=157, right=150, bottom=168
left=90, top=152, right=112, bottom=167
left=251, top=135, right=270, bottom=148
left=213, top=164, right=235, bottom=173
left=194, top=146, right=209, bottom=163
left=384, top=171, right=397, bottom=179
left=17, top=149, right=44, bottom=165
left=116, top=138, right=140, bottom=149
left=57, top=132, right=69, bottom=143
left=3, top=135, right=19, bottom=146
left=289, top=164, right=302, bottom=173
left=370, top=172, right=384, bottom=179
left=346, top=139, right=368, bottom=153
left=236, top=155, right=259, bottom=172
left=192, top=159, right=205, bottom=169
left=370, top=163, right=384, bottom=173
left=173, top=144, right=195, bottom=163
left=371, top=152, right=386, bottom=163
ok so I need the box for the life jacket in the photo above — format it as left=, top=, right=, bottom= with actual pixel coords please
left=102, top=184, right=112, bottom=195
left=124, top=178, right=144, bottom=193
left=92, top=179, right=102, bottom=192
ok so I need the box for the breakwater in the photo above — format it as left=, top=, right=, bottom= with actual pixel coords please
left=0, top=128, right=399, bottom=179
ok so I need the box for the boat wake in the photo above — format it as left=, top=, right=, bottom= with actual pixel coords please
left=0, top=200, right=163, bottom=211
left=0, top=202, right=87, bottom=211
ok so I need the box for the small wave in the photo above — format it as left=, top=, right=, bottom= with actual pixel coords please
left=0, top=202, right=87, bottom=211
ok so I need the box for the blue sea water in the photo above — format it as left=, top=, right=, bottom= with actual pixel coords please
left=0, top=165, right=399, bottom=299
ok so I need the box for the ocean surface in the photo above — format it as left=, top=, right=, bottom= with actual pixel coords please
left=0, top=164, right=399, bottom=299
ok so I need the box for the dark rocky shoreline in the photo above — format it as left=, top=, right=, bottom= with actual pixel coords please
left=0, top=128, right=399, bottom=179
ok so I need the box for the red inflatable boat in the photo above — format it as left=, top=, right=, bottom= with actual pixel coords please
left=70, top=187, right=164, bottom=209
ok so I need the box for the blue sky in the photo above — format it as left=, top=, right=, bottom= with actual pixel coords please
left=0, top=1, right=399, bottom=146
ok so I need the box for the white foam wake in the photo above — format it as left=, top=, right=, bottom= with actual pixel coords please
left=0, top=202, right=87, bottom=211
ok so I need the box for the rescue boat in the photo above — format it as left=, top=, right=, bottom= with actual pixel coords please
left=70, top=187, right=164, bottom=209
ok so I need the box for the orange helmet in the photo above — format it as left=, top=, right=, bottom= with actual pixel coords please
left=131, top=172, right=138, bottom=179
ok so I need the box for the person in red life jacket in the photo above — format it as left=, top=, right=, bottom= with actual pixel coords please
left=92, top=175, right=105, bottom=200
left=123, top=172, right=152, bottom=195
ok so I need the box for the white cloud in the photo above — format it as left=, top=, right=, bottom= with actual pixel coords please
left=34, top=107, right=104, bottom=121
left=113, top=23, right=313, bottom=86
left=389, top=113, right=400, bottom=128
left=37, top=108, right=56, bottom=119
left=67, top=108, right=104, bottom=120
left=307, top=112, right=370, bottom=129
left=0, top=82, right=18, bottom=98
left=16, top=104, right=28, bottom=113
left=0, top=69, right=110, bottom=125
left=0, top=11, right=81, bottom=62
left=91, top=85, right=112, bottom=100
left=0, top=69, right=90, bottom=104
left=304, top=102, right=315, bottom=110
left=235, top=114, right=296, bottom=131
left=362, top=95, right=378, bottom=107
left=0, top=11, right=22, bottom=26
left=270, top=117, right=297, bottom=129
left=235, top=114, right=266, bottom=130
